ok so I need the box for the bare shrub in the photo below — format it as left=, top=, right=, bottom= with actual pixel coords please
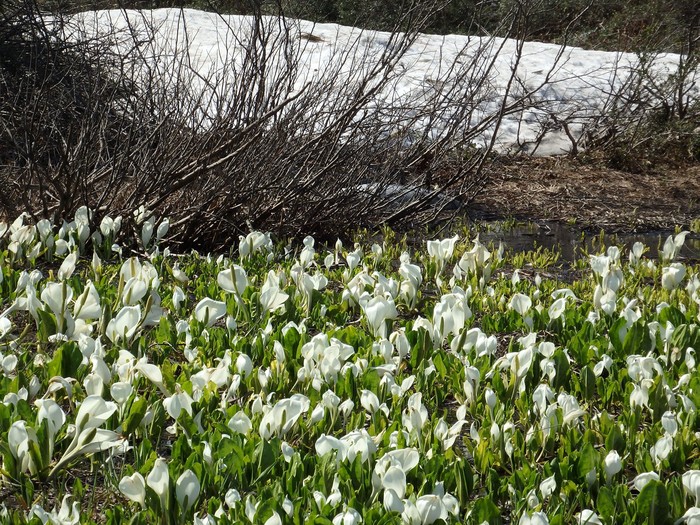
left=570, top=4, right=700, bottom=171
left=0, top=0, right=591, bottom=250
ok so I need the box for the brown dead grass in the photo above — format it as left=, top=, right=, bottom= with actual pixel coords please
left=470, top=157, right=700, bottom=232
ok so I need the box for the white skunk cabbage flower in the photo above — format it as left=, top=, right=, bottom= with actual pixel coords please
left=519, top=511, right=549, bottom=525
left=662, top=263, right=686, bottom=291
left=682, top=470, right=700, bottom=505
left=106, top=305, right=142, bottom=343
left=147, top=458, right=170, bottom=511
left=632, top=472, right=660, bottom=492
left=194, top=298, right=227, bottom=327
left=176, top=469, right=201, bottom=511
left=661, top=231, right=688, bottom=262
left=259, top=395, right=310, bottom=441
left=363, top=296, right=398, bottom=339
left=119, top=472, right=146, bottom=508
left=603, top=450, right=622, bottom=482
left=218, top=266, right=248, bottom=301
left=576, top=510, right=603, bottom=524
left=509, top=293, right=532, bottom=316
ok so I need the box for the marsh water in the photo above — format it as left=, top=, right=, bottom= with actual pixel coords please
left=476, top=221, right=700, bottom=264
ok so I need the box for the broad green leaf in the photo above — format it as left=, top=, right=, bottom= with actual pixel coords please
left=37, top=309, right=57, bottom=342
left=650, top=377, right=669, bottom=424
left=580, top=365, right=597, bottom=400
left=123, top=397, right=148, bottom=435
left=597, top=486, right=615, bottom=518
left=605, top=424, right=626, bottom=454
left=636, top=480, right=671, bottom=525
left=433, top=352, right=447, bottom=378
left=470, top=497, right=503, bottom=525
left=552, top=350, right=570, bottom=390
left=59, top=342, right=83, bottom=378
left=623, top=320, right=651, bottom=355
left=658, top=306, right=685, bottom=327
left=609, top=317, right=627, bottom=353
left=549, top=515, right=564, bottom=525
left=577, top=442, right=598, bottom=481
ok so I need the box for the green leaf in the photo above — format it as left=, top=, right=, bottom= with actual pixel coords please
left=410, top=328, right=431, bottom=369
left=549, top=515, right=564, bottom=525
left=580, top=366, right=597, bottom=400
left=650, top=377, right=669, bottom=424
left=160, top=359, right=178, bottom=393
left=0, top=403, right=10, bottom=432
left=636, top=480, right=671, bottom=525
left=605, top=424, right=626, bottom=454
left=171, top=434, right=193, bottom=466
left=73, top=478, right=85, bottom=502
left=308, top=517, right=333, bottom=525
left=37, top=309, right=57, bottom=342
left=123, top=397, right=148, bottom=435
left=623, top=321, right=651, bottom=355
left=433, top=352, right=448, bottom=378
left=597, top=486, right=615, bottom=518
left=688, top=376, right=700, bottom=409
left=609, top=317, right=627, bottom=352
left=667, top=482, right=685, bottom=519
left=178, top=410, right=199, bottom=438
left=156, top=315, right=175, bottom=345
left=552, top=350, right=571, bottom=390
left=670, top=324, right=700, bottom=364
left=352, top=455, right=365, bottom=491
left=577, top=442, right=598, bottom=481
left=658, top=306, right=685, bottom=327
left=20, top=473, right=34, bottom=509
left=27, top=438, right=45, bottom=479
left=255, top=439, right=277, bottom=476
left=61, top=342, right=83, bottom=378
left=362, top=368, right=382, bottom=394
left=46, top=346, right=63, bottom=379
left=452, top=458, right=474, bottom=502
left=371, top=512, right=403, bottom=525
left=35, top=419, right=51, bottom=475
left=471, top=497, right=503, bottom=525
left=254, top=499, right=277, bottom=524
left=285, top=455, right=303, bottom=496
left=46, top=342, right=83, bottom=379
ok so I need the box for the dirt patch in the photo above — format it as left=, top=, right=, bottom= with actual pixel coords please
left=469, top=157, right=700, bottom=232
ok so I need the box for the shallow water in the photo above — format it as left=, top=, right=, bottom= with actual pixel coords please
left=476, top=221, right=700, bottom=263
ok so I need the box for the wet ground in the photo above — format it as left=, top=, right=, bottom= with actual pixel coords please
left=476, top=220, right=700, bottom=263
left=458, top=156, right=700, bottom=263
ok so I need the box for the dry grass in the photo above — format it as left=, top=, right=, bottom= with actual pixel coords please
left=469, top=156, right=700, bottom=232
